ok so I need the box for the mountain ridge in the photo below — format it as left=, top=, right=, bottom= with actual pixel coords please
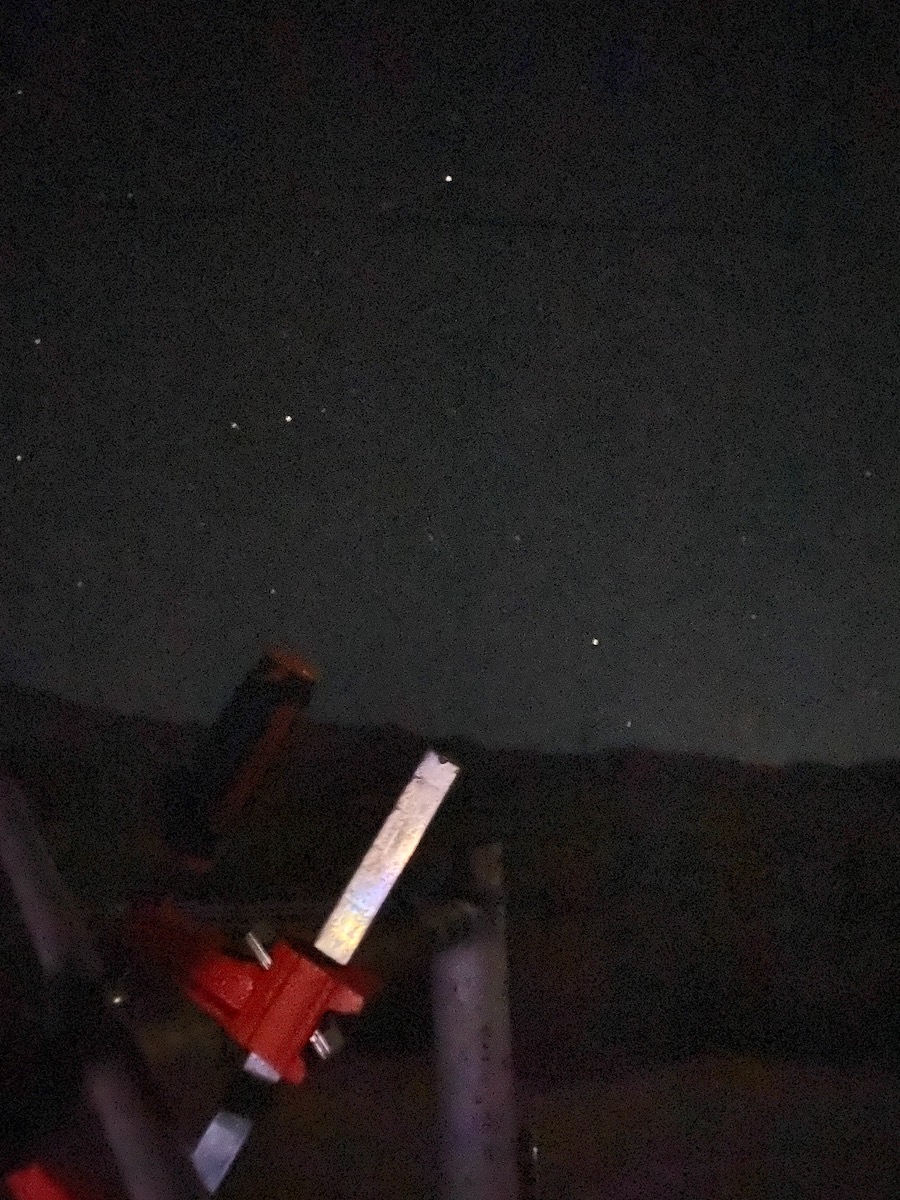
left=0, top=678, right=897, bottom=1066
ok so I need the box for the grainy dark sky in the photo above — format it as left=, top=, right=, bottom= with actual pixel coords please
left=1, top=0, right=898, bottom=762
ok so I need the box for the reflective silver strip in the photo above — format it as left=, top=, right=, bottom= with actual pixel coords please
left=314, top=751, right=459, bottom=965
left=191, top=1112, right=254, bottom=1193
left=243, top=1052, right=281, bottom=1083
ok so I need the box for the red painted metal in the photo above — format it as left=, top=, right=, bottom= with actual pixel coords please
left=128, top=900, right=379, bottom=1084
left=5, top=1164, right=108, bottom=1200
left=161, top=647, right=319, bottom=873
left=209, top=648, right=319, bottom=838
left=6, top=1164, right=76, bottom=1200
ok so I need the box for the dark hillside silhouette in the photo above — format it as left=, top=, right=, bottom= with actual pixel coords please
left=0, top=680, right=897, bottom=1075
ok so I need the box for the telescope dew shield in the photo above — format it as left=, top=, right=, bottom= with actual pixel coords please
left=162, top=649, right=318, bottom=867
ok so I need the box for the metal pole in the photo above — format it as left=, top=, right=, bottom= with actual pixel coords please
left=0, top=775, right=202, bottom=1200
left=431, top=843, right=519, bottom=1200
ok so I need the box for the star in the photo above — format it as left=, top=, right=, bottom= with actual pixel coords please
left=2, top=12, right=890, bottom=771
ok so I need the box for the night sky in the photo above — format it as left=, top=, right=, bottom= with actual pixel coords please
left=1, top=1, right=898, bottom=763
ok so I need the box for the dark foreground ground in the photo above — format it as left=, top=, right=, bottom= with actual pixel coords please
left=130, top=995, right=900, bottom=1200
left=1, top=680, right=899, bottom=1196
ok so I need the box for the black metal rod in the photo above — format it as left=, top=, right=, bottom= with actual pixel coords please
left=0, top=775, right=202, bottom=1200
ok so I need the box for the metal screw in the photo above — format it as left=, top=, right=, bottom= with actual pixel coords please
left=244, top=923, right=276, bottom=970
left=310, top=1017, right=345, bottom=1061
